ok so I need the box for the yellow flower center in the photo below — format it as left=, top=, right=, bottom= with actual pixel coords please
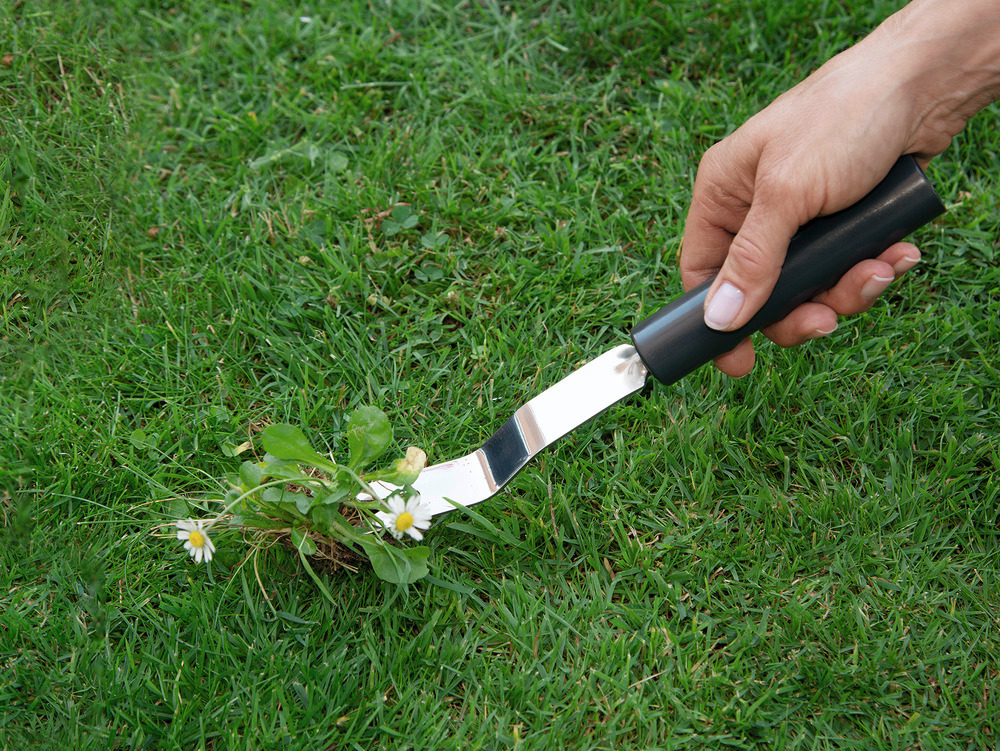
left=188, top=530, right=205, bottom=548
left=395, top=512, right=414, bottom=531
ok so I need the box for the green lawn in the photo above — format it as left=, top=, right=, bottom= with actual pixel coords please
left=2, top=1, right=998, bottom=748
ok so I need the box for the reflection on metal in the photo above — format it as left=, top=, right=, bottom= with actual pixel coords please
left=369, top=344, right=649, bottom=518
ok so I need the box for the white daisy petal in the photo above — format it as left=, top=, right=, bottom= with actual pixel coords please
left=409, top=495, right=430, bottom=513
left=175, top=518, right=215, bottom=564
left=376, top=492, right=434, bottom=542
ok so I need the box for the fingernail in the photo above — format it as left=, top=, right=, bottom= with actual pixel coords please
left=893, top=255, right=920, bottom=275
left=814, top=322, right=838, bottom=337
left=861, top=274, right=895, bottom=302
left=704, top=281, right=744, bottom=330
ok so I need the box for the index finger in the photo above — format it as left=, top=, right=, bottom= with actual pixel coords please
left=678, top=146, right=754, bottom=291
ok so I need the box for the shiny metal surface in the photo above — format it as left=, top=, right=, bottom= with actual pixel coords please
left=372, top=344, right=648, bottom=521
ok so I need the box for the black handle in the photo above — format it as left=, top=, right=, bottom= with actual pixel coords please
left=631, top=156, right=946, bottom=385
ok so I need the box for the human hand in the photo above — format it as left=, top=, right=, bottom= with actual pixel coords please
left=680, top=0, right=1000, bottom=377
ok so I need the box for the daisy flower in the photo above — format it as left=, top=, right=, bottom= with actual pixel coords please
left=176, top=519, right=216, bottom=564
left=379, top=494, right=432, bottom=541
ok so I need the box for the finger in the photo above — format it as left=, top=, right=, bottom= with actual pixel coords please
left=760, top=302, right=840, bottom=347
left=679, top=144, right=754, bottom=291
left=712, top=338, right=756, bottom=379
left=812, top=242, right=920, bottom=314
left=759, top=243, right=921, bottom=346
left=702, top=178, right=808, bottom=332
left=887, top=243, right=921, bottom=276
left=680, top=208, right=738, bottom=291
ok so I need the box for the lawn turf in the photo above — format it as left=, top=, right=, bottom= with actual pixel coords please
left=2, top=1, right=998, bottom=748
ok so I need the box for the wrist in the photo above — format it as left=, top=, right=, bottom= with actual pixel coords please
left=876, top=0, right=1000, bottom=156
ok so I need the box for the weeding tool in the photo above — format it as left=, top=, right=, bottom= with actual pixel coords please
left=372, top=156, right=945, bottom=521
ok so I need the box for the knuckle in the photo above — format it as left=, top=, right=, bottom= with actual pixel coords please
left=699, top=140, right=726, bottom=168
left=727, top=232, right=778, bottom=282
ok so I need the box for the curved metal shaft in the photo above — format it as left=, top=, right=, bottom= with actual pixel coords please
left=371, top=344, right=648, bottom=519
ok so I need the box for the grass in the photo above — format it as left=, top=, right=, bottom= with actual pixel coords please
left=2, top=0, right=998, bottom=748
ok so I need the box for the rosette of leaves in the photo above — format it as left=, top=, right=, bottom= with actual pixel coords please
left=226, top=406, right=429, bottom=592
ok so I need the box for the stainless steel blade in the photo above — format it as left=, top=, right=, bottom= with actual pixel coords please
left=370, top=343, right=648, bottom=522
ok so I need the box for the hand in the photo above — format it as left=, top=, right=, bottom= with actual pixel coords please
left=680, top=0, right=1000, bottom=377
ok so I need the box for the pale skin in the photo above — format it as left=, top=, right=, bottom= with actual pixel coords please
left=681, top=0, right=1000, bottom=377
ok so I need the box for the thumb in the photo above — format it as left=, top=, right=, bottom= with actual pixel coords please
left=702, top=195, right=803, bottom=332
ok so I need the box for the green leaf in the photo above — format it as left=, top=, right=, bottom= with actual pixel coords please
left=219, top=440, right=243, bottom=457
left=290, top=527, right=317, bottom=556
left=262, top=487, right=314, bottom=515
left=361, top=541, right=430, bottom=584
left=276, top=501, right=303, bottom=518
left=261, top=424, right=324, bottom=465
left=293, top=494, right=315, bottom=515
left=327, top=151, right=349, bottom=173
left=165, top=498, right=189, bottom=519
left=390, top=204, right=418, bottom=229
left=346, top=406, right=392, bottom=470
left=316, top=483, right=352, bottom=506
left=259, top=456, right=303, bottom=481
left=420, top=231, right=448, bottom=250
left=402, top=546, right=430, bottom=579
left=238, top=460, right=262, bottom=489
left=130, top=428, right=158, bottom=450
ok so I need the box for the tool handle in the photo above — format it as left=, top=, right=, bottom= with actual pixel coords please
left=631, top=155, right=946, bottom=386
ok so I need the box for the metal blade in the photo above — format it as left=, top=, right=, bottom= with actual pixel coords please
left=371, top=343, right=649, bottom=520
